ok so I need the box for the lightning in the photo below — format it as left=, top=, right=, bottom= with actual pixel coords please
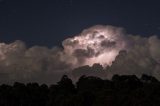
left=62, top=25, right=128, bottom=67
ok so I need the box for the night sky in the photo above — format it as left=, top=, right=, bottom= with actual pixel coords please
left=0, top=0, right=160, bottom=47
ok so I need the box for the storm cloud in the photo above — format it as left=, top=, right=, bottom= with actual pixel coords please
left=0, top=25, right=160, bottom=84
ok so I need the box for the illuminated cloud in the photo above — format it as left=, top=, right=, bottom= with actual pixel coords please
left=0, top=25, right=160, bottom=84
left=62, top=25, right=128, bottom=67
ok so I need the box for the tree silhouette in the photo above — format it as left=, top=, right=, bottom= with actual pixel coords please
left=0, top=74, right=159, bottom=106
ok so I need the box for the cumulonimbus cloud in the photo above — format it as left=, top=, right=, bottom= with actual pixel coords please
left=0, top=25, right=160, bottom=84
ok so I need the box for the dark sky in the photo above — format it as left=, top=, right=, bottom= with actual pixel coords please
left=0, top=0, right=160, bottom=47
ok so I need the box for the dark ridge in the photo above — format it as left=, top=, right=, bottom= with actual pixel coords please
left=0, top=74, right=160, bottom=106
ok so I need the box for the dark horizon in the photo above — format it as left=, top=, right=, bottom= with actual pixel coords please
left=0, top=74, right=159, bottom=106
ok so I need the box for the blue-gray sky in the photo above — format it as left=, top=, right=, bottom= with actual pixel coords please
left=0, top=0, right=160, bottom=47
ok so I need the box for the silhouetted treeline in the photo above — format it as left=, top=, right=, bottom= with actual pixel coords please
left=0, top=74, right=160, bottom=106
